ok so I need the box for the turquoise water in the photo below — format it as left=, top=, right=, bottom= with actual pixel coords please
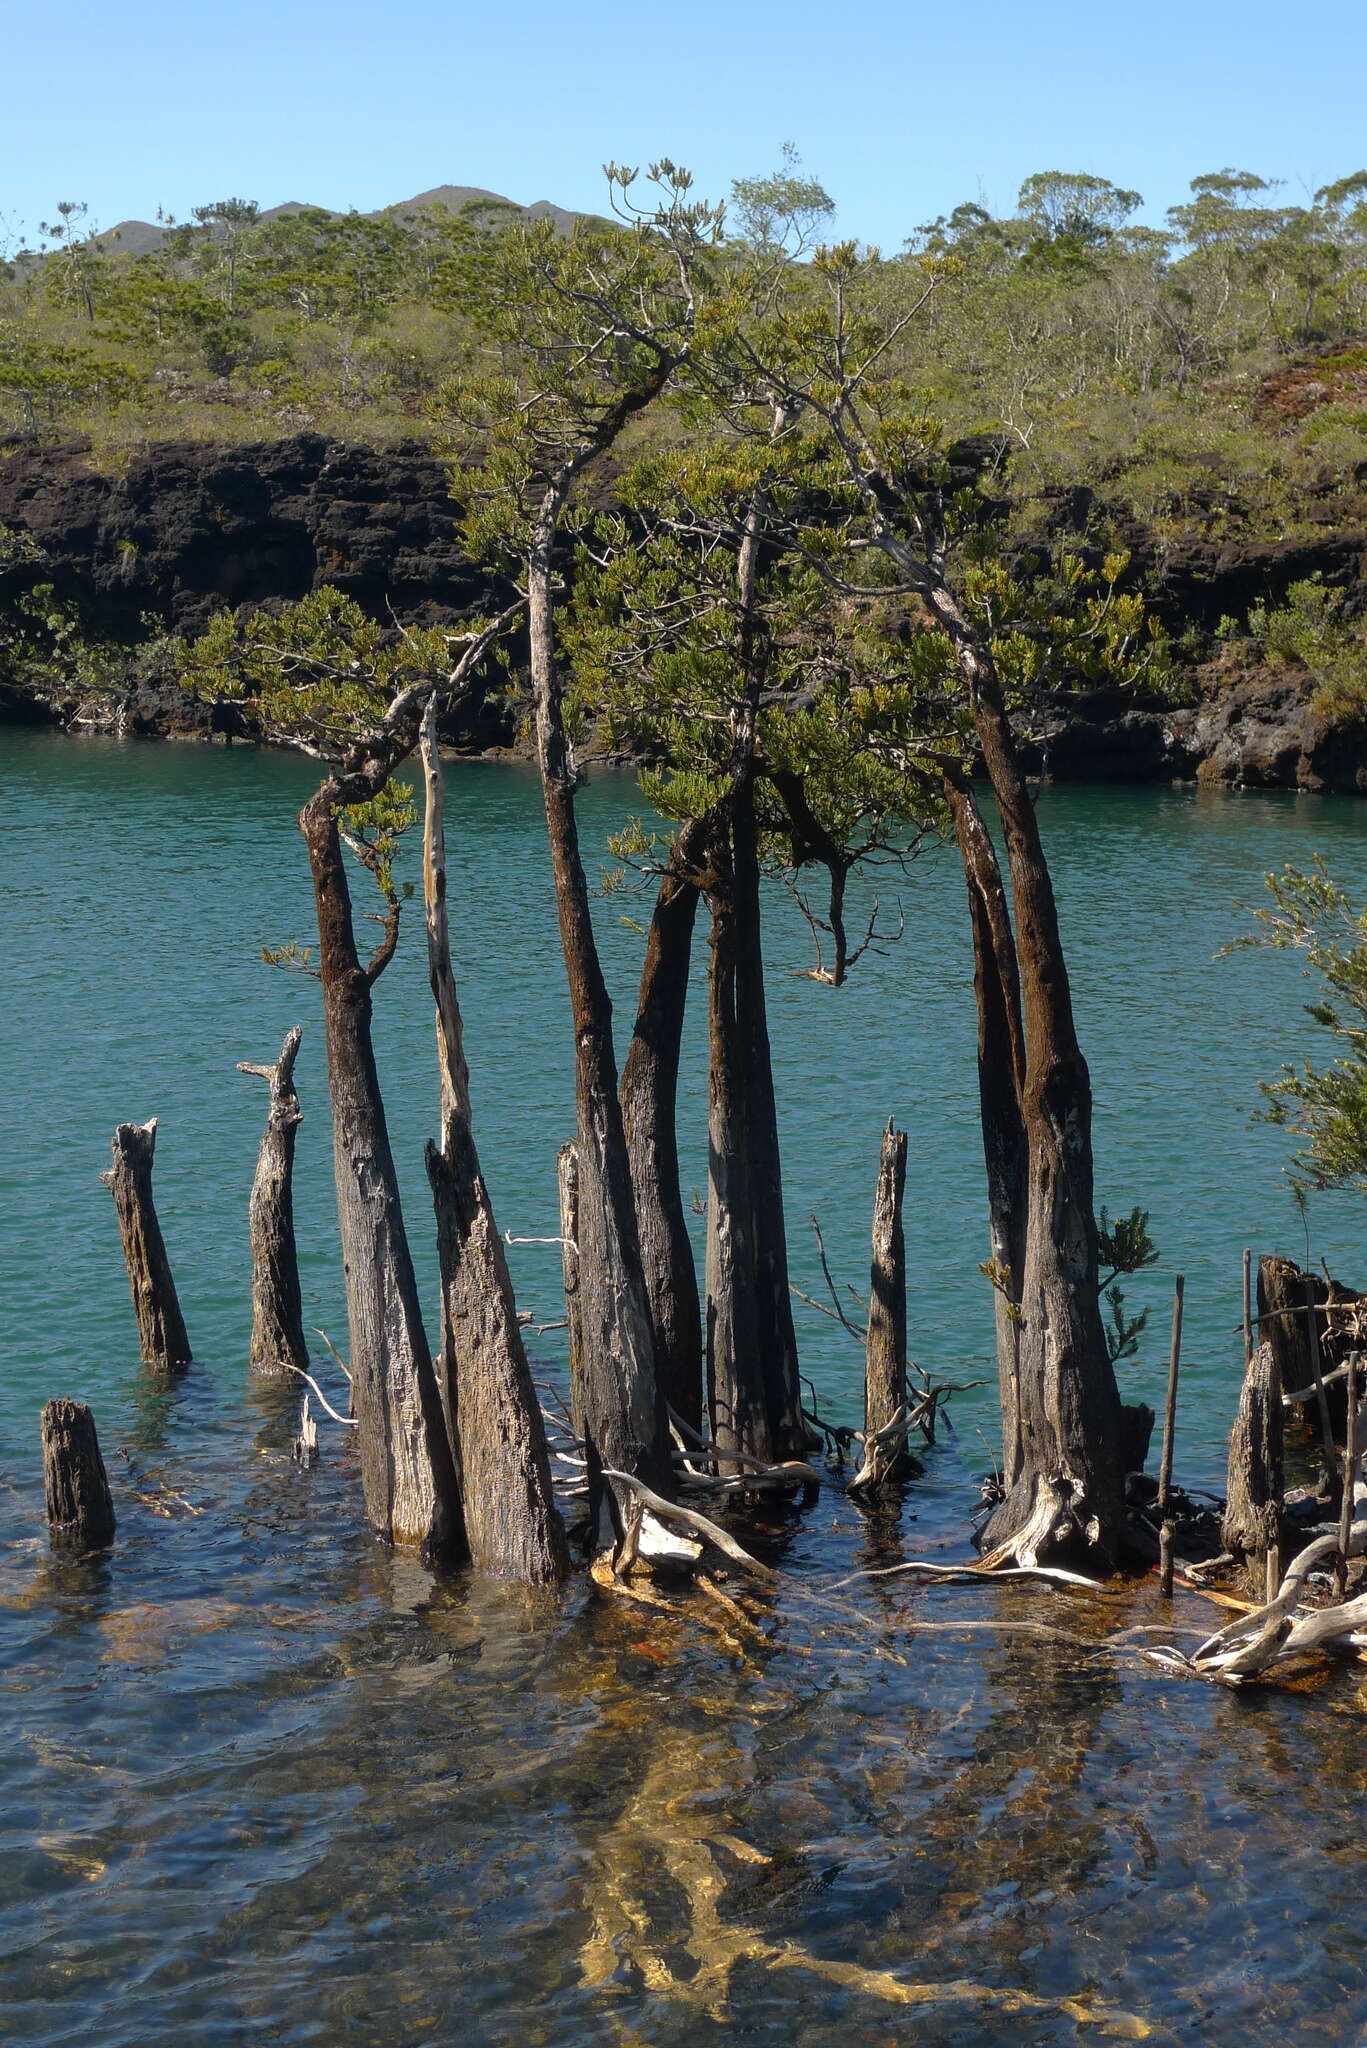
left=5, top=727, right=1366, bottom=1481
left=4, top=726, right=1367, bottom=2045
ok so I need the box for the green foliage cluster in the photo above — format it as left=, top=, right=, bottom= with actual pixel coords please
left=172, top=585, right=466, bottom=746
left=1095, top=1206, right=1160, bottom=1365
left=1245, top=577, right=1367, bottom=719
left=0, top=522, right=103, bottom=695
left=170, top=585, right=480, bottom=890
left=1236, top=861, right=1367, bottom=1198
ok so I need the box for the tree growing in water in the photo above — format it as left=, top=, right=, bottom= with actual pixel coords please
left=682, top=236, right=1166, bottom=1563
left=442, top=165, right=725, bottom=1502
left=177, top=590, right=519, bottom=1563
left=567, top=429, right=935, bottom=1470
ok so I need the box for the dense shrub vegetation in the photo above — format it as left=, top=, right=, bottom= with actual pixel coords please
left=4, top=167, right=1366, bottom=528
left=3, top=163, right=1366, bottom=733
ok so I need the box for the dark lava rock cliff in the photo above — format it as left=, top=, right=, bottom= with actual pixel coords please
left=0, top=433, right=520, bottom=749
left=3, top=432, right=1366, bottom=786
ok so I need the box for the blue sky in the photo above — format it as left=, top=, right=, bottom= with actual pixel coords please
left=4, top=0, right=1364, bottom=251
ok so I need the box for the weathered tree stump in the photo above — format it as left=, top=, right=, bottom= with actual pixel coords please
left=237, top=1027, right=308, bottom=1375
left=101, top=1119, right=191, bottom=1369
left=1222, top=1339, right=1284, bottom=1592
left=852, top=1121, right=915, bottom=1492
left=1258, top=1255, right=1319, bottom=1399
left=41, top=1399, right=115, bottom=1551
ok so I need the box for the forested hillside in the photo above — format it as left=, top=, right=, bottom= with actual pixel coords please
left=3, top=165, right=1366, bottom=781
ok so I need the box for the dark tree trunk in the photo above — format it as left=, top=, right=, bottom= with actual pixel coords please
left=704, top=779, right=807, bottom=1468
left=854, top=1120, right=914, bottom=1491
left=237, top=1026, right=308, bottom=1376
left=419, top=712, right=566, bottom=1583
left=528, top=539, right=671, bottom=1490
left=299, top=793, right=463, bottom=1563
left=1222, top=1339, right=1285, bottom=1589
left=101, top=1119, right=191, bottom=1370
left=41, top=1399, right=115, bottom=1551
left=931, top=607, right=1124, bottom=1566
left=620, top=818, right=706, bottom=1435
left=943, top=775, right=1028, bottom=1490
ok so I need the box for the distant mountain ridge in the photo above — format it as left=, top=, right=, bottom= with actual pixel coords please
left=99, top=184, right=589, bottom=256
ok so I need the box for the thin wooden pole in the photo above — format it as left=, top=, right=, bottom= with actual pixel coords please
left=1242, top=1249, right=1253, bottom=1366
left=1303, top=1275, right=1338, bottom=1495
left=1336, top=1352, right=1359, bottom=1599
left=1158, top=1274, right=1184, bottom=1598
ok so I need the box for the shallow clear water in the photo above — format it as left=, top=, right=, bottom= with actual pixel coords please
left=4, top=728, right=1367, bottom=2045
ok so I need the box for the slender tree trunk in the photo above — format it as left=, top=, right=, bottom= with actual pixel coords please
left=854, top=1120, right=914, bottom=1491
left=704, top=778, right=806, bottom=1467
left=620, top=817, right=706, bottom=1435
left=299, top=793, right=463, bottom=1563
left=931, top=604, right=1124, bottom=1565
left=558, top=1142, right=585, bottom=1399
left=101, top=1119, right=191, bottom=1370
left=42, top=1400, right=115, bottom=1551
left=1223, top=1339, right=1285, bottom=1591
left=237, top=1026, right=308, bottom=1376
left=943, top=775, right=1028, bottom=1489
left=419, top=711, right=566, bottom=1583
left=527, top=532, right=670, bottom=1489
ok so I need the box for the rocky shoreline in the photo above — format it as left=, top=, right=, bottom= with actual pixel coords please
left=4, top=432, right=1366, bottom=790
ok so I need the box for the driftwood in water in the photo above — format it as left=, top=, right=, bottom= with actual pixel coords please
left=1221, top=1340, right=1284, bottom=1589
left=101, top=1120, right=191, bottom=1369
left=420, top=706, right=566, bottom=1584
left=852, top=1121, right=914, bottom=1493
left=1178, top=1415, right=1367, bottom=1681
left=41, top=1399, right=115, bottom=1550
left=237, top=1027, right=308, bottom=1375
left=601, top=1467, right=775, bottom=1581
